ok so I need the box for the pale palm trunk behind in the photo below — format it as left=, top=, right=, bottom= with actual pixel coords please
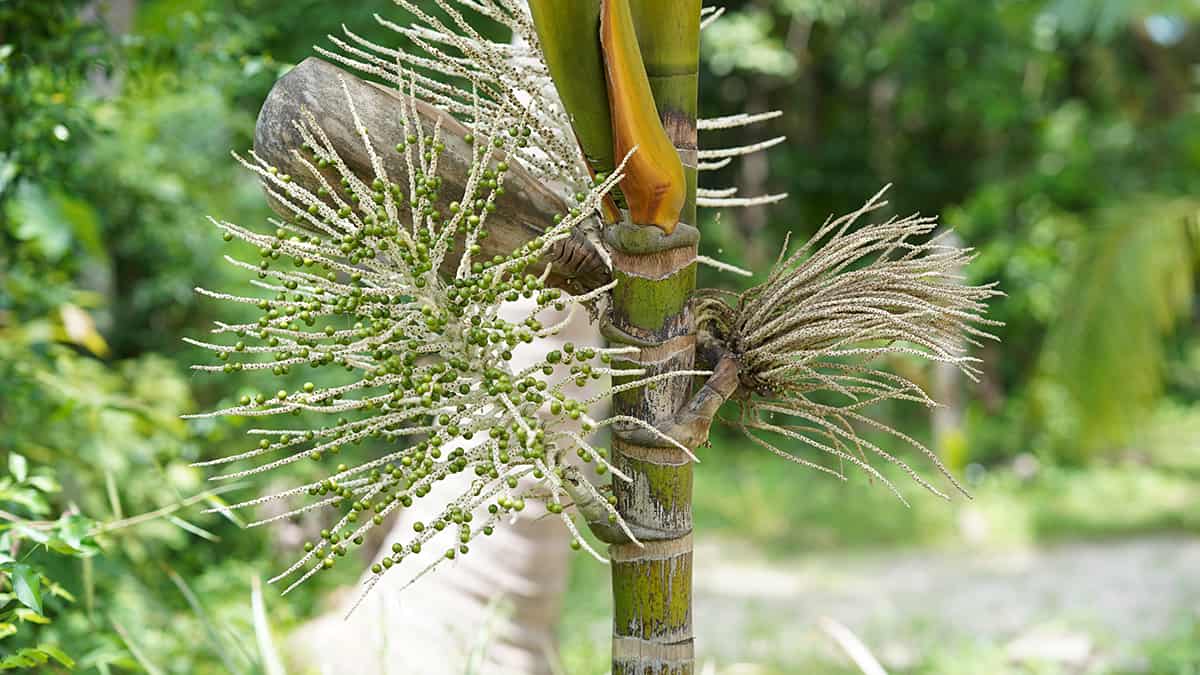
left=290, top=301, right=604, bottom=675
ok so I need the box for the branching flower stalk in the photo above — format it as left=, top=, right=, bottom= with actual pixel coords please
left=694, top=186, right=1003, bottom=504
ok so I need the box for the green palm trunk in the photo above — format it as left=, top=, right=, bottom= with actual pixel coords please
left=533, top=2, right=701, bottom=672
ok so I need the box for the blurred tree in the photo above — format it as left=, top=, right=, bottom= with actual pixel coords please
left=696, top=0, right=1200, bottom=460
left=0, top=2, right=333, bottom=671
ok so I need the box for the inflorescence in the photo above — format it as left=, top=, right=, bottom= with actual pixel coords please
left=185, top=76, right=703, bottom=604
left=696, top=186, right=1002, bottom=504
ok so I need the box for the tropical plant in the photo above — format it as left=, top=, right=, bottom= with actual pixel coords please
left=1032, top=198, right=1198, bottom=456
left=1, top=4, right=321, bottom=671
left=0, top=453, right=94, bottom=672
left=186, top=1, right=998, bottom=672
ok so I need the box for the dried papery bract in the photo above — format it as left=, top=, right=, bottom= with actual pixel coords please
left=252, top=57, right=614, bottom=295
left=185, top=78, right=711, bottom=605
left=696, top=186, right=1003, bottom=502
left=317, top=0, right=592, bottom=198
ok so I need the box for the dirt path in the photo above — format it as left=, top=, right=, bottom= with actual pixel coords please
left=691, top=534, right=1200, bottom=671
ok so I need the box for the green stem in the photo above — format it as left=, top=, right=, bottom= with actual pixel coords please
left=604, top=2, right=701, bottom=673
left=533, top=2, right=702, bottom=671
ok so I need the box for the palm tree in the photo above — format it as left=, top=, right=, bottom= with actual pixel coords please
left=186, top=2, right=998, bottom=672
left=1034, top=198, right=1198, bottom=456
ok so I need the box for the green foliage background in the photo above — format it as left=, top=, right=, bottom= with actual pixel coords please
left=0, top=0, right=1197, bottom=672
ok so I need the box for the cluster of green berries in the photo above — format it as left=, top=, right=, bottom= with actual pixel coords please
left=198, top=116, right=629, bottom=591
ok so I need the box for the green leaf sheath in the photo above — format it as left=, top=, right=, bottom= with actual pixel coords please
left=11, top=564, right=42, bottom=615
left=528, top=0, right=615, bottom=177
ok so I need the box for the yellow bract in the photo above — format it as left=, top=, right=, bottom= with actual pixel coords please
left=600, top=0, right=686, bottom=234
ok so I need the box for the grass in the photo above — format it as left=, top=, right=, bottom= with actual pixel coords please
left=557, top=409, right=1200, bottom=674
left=690, top=424, right=1200, bottom=556
left=1121, top=618, right=1200, bottom=675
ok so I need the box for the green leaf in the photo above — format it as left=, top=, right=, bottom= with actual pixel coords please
left=0, top=645, right=69, bottom=670
left=0, top=481, right=51, bottom=515
left=0, top=623, right=16, bottom=640
left=4, top=183, right=72, bottom=262
left=44, top=579, right=74, bottom=603
left=36, top=644, right=74, bottom=668
left=250, top=577, right=286, bottom=675
left=111, top=618, right=166, bottom=675
left=10, top=564, right=41, bottom=615
left=166, top=515, right=219, bottom=542
left=45, top=535, right=99, bottom=557
left=0, top=154, right=14, bottom=195
left=203, top=493, right=243, bottom=528
left=104, top=471, right=123, bottom=520
left=0, top=648, right=43, bottom=669
left=14, top=608, right=49, bottom=624
left=26, top=475, right=60, bottom=494
left=15, top=523, right=50, bottom=545
left=56, top=514, right=93, bottom=552
left=55, top=190, right=104, bottom=258
left=8, top=455, right=26, bottom=484
left=165, top=568, right=246, bottom=674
